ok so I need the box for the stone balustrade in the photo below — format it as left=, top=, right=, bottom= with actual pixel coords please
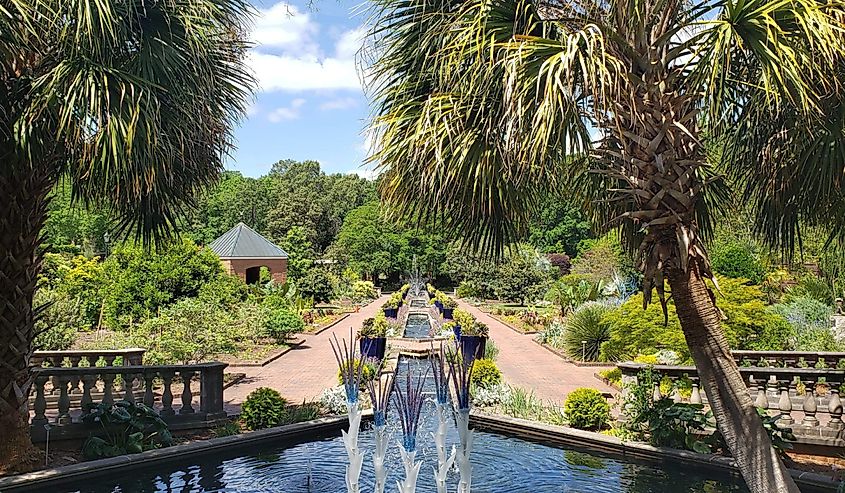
left=732, top=350, right=845, bottom=369
left=30, top=362, right=227, bottom=442
left=617, top=361, right=845, bottom=447
left=32, top=347, right=146, bottom=367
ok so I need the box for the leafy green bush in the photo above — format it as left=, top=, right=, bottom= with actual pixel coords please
left=770, top=295, right=840, bottom=351
left=101, top=240, right=223, bottom=329
left=298, top=269, right=334, bottom=303
left=564, top=388, right=610, bottom=430
left=710, top=241, right=765, bottom=284
left=241, top=387, right=289, bottom=431
left=786, top=275, right=835, bottom=305
left=571, top=233, right=637, bottom=283
left=598, top=367, right=622, bottom=387
left=198, top=274, right=249, bottom=306
left=602, top=277, right=793, bottom=361
left=33, top=288, right=82, bottom=350
left=493, top=245, right=551, bottom=304
left=264, top=307, right=304, bottom=342
left=81, top=400, right=172, bottom=459
left=352, top=280, right=378, bottom=301
left=564, top=302, right=613, bottom=362
left=471, top=359, right=502, bottom=389
left=337, top=359, right=378, bottom=385
left=456, top=281, right=483, bottom=299
left=484, top=338, right=499, bottom=360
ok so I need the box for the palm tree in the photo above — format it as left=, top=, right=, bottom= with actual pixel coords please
left=0, top=0, right=253, bottom=471
left=365, top=1, right=845, bottom=491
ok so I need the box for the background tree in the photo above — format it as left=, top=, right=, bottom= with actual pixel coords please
left=366, top=0, right=845, bottom=490
left=0, top=0, right=253, bottom=471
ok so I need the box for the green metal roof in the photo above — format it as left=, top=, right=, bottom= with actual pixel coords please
left=209, top=223, right=288, bottom=259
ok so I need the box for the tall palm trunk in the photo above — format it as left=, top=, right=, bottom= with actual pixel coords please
left=667, top=265, right=800, bottom=493
left=0, top=155, right=54, bottom=473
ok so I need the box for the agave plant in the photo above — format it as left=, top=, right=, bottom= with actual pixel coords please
left=563, top=302, right=614, bottom=362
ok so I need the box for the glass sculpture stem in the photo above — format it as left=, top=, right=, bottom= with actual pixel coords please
left=432, top=403, right=456, bottom=493
left=456, top=409, right=474, bottom=493
left=342, top=402, right=364, bottom=493
left=373, top=424, right=389, bottom=493
left=396, top=445, right=422, bottom=493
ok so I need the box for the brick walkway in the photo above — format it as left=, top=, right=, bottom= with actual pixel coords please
left=224, top=294, right=389, bottom=411
left=456, top=300, right=615, bottom=404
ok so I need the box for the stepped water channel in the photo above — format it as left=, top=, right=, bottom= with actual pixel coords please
left=55, top=296, right=751, bottom=493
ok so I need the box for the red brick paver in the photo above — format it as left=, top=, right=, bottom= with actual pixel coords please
left=224, top=295, right=389, bottom=411
left=457, top=300, right=615, bottom=404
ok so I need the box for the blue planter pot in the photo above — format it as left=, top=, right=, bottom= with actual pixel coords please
left=434, top=300, right=443, bottom=310
left=460, top=336, right=487, bottom=363
left=442, top=308, right=454, bottom=320
left=360, top=337, right=387, bottom=360
left=383, top=307, right=398, bottom=318
left=453, top=323, right=462, bottom=340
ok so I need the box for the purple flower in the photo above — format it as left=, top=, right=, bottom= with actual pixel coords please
left=393, top=361, right=428, bottom=453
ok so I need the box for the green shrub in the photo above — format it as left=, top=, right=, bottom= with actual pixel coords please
left=484, top=338, right=499, bottom=361
left=198, top=274, right=249, bottom=306
left=563, top=302, right=613, bottom=362
left=456, top=281, right=482, bottom=299
left=710, top=241, right=765, bottom=284
left=352, top=280, right=378, bottom=301
left=602, top=277, right=793, bottom=361
left=241, top=387, right=289, bottom=431
left=337, top=359, right=378, bottom=385
left=471, top=359, right=502, bottom=389
left=564, top=388, right=610, bottom=430
left=598, top=367, right=622, bottom=387
left=787, top=275, right=835, bottom=305
left=298, top=269, right=334, bottom=303
left=264, top=308, right=304, bottom=342
left=33, top=289, right=82, bottom=350
left=287, top=402, right=320, bottom=423
left=81, top=400, right=172, bottom=459
left=771, top=295, right=841, bottom=351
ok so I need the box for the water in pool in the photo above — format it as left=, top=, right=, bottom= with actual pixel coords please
left=403, top=312, right=431, bottom=338
left=56, top=358, right=749, bottom=493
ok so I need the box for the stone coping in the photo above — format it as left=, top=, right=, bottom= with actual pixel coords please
left=309, top=312, right=351, bottom=336
left=531, top=338, right=616, bottom=367
left=223, top=337, right=305, bottom=368
left=469, top=411, right=840, bottom=493
left=0, top=416, right=350, bottom=492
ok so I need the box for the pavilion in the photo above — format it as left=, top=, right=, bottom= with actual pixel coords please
left=209, top=222, right=288, bottom=284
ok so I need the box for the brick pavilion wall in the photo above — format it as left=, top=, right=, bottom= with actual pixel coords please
left=220, top=258, right=287, bottom=284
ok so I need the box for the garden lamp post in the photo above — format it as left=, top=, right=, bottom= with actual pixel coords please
left=582, top=340, right=587, bottom=362
left=103, top=232, right=110, bottom=257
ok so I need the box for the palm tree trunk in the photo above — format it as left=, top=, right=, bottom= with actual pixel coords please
left=0, top=158, right=54, bottom=473
left=667, top=264, right=800, bottom=493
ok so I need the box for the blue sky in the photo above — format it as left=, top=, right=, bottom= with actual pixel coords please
left=230, top=1, right=374, bottom=178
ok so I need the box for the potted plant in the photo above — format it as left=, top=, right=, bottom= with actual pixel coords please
left=382, top=298, right=399, bottom=318
left=443, top=320, right=461, bottom=340
left=359, top=315, right=388, bottom=360
left=441, top=297, right=457, bottom=319
left=460, top=321, right=489, bottom=363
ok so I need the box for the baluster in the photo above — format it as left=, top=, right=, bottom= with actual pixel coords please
left=827, top=388, right=844, bottom=431
left=180, top=371, right=195, bottom=414
left=32, top=375, right=49, bottom=426
left=57, top=375, right=71, bottom=424
left=802, top=379, right=819, bottom=427
left=161, top=371, right=175, bottom=416
left=777, top=379, right=793, bottom=425
left=751, top=376, right=769, bottom=410
left=102, top=372, right=115, bottom=406
left=81, top=374, right=96, bottom=411
left=690, top=382, right=702, bottom=405
left=50, top=356, right=62, bottom=394
left=144, top=373, right=155, bottom=408
left=69, top=356, right=82, bottom=394
left=123, top=372, right=135, bottom=403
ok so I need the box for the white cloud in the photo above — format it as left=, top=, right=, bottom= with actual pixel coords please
left=247, top=2, right=365, bottom=93
left=320, top=97, right=358, bottom=111
left=267, top=98, right=306, bottom=123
